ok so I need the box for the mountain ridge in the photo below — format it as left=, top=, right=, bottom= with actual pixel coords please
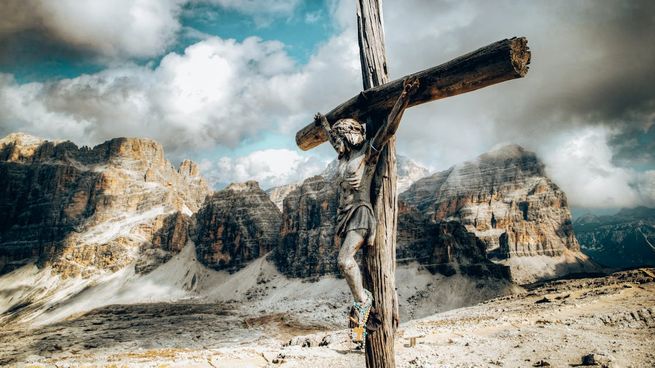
left=0, top=133, right=607, bottom=327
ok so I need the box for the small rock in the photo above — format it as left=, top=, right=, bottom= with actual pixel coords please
left=272, top=353, right=286, bottom=364
left=582, top=353, right=596, bottom=365
left=319, top=335, right=331, bottom=347
left=532, top=360, right=551, bottom=367
left=535, top=297, right=551, bottom=304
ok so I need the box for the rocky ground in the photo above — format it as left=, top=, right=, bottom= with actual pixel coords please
left=1, top=268, right=653, bottom=368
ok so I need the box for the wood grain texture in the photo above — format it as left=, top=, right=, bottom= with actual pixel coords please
left=296, top=37, right=531, bottom=151
left=356, top=1, right=397, bottom=367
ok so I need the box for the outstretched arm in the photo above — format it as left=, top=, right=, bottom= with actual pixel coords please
left=315, top=112, right=346, bottom=156
left=369, top=77, right=420, bottom=155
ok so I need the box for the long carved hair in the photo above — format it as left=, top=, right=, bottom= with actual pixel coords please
left=332, top=118, right=366, bottom=148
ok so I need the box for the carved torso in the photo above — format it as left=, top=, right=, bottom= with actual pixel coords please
left=337, top=145, right=374, bottom=209
left=334, top=143, right=378, bottom=246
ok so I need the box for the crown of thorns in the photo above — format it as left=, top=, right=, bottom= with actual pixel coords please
left=332, top=118, right=366, bottom=146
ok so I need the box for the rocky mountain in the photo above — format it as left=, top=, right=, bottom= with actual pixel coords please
left=400, top=145, right=595, bottom=283
left=274, top=145, right=597, bottom=283
left=273, top=174, right=509, bottom=280
left=195, top=181, right=282, bottom=272
left=396, top=155, right=431, bottom=194
left=266, top=183, right=300, bottom=212
left=0, top=133, right=210, bottom=277
left=575, top=207, right=655, bottom=268
left=273, top=175, right=340, bottom=277
left=397, top=204, right=511, bottom=279
left=0, top=133, right=601, bottom=330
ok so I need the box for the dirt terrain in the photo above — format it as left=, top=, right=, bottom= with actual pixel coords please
left=1, top=268, right=653, bottom=367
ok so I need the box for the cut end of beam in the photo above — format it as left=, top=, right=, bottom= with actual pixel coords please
left=510, top=37, right=531, bottom=77
left=295, top=119, right=326, bottom=151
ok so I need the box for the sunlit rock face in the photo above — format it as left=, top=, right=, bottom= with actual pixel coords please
left=397, top=203, right=511, bottom=279
left=194, top=181, right=282, bottom=272
left=400, top=145, right=579, bottom=258
left=399, top=145, right=597, bottom=283
left=266, top=183, right=300, bottom=212
left=0, top=133, right=210, bottom=277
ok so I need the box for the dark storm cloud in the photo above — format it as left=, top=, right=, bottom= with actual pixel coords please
left=0, top=0, right=185, bottom=61
left=491, top=1, right=655, bottom=152
left=380, top=0, right=655, bottom=168
left=505, top=1, right=655, bottom=125
left=0, top=29, right=94, bottom=70
left=608, top=124, right=655, bottom=169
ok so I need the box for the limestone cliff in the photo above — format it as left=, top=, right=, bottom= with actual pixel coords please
left=272, top=176, right=340, bottom=277
left=272, top=173, right=508, bottom=279
left=0, top=133, right=210, bottom=276
left=400, top=145, right=595, bottom=283
left=266, top=183, right=300, bottom=212
left=274, top=145, right=592, bottom=282
left=397, top=204, right=511, bottom=279
left=194, top=181, right=282, bottom=272
left=400, top=145, right=579, bottom=257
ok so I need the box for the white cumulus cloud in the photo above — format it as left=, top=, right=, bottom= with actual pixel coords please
left=0, top=0, right=186, bottom=59
left=0, top=36, right=304, bottom=153
left=541, top=127, right=653, bottom=208
left=200, top=148, right=328, bottom=189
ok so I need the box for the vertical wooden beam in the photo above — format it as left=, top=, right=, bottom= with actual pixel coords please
left=356, top=1, right=397, bottom=367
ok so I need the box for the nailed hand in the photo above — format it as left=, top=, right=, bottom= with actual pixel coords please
left=403, top=76, right=420, bottom=96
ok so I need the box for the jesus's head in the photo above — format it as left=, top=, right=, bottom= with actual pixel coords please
left=332, top=118, right=365, bottom=157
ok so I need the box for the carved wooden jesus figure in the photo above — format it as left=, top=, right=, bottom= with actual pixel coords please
left=315, top=77, right=419, bottom=344
left=297, top=25, right=529, bottom=363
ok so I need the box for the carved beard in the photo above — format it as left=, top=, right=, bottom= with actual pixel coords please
left=336, top=139, right=347, bottom=159
left=343, top=132, right=365, bottom=147
left=337, top=132, right=363, bottom=160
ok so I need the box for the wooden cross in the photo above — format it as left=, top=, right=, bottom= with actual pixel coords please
left=295, top=1, right=531, bottom=367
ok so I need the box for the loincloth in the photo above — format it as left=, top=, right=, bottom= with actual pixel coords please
left=337, top=201, right=376, bottom=246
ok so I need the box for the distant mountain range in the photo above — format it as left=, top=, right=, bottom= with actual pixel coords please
left=0, top=131, right=640, bottom=327
left=574, top=206, right=655, bottom=268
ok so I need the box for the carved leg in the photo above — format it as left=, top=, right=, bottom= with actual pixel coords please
left=338, top=230, right=367, bottom=303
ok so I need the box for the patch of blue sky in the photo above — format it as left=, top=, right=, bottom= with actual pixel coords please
left=7, top=61, right=104, bottom=85
left=5, top=1, right=335, bottom=84
left=179, top=0, right=335, bottom=64
left=190, top=131, right=291, bottom=161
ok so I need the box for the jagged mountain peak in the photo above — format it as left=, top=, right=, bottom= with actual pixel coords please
left=400, top=144, right=593, bottom=283
left=0, top=133, right=170, bottom=166
left=0, top=133, right=211, bottom=276
left=195, top=179, right=281, bottom=273
left=465, top=144, right=543, bottom=176
left=225, top=180, right=262, bottom=192
left=0, top=132, right=50, bottom=146
left=405, top=144, right=545, bottom=202
left=483, top=143, right=529, bottom=158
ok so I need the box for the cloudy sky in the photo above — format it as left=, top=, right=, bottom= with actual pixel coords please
left=0, top=0, right=653, bottom=212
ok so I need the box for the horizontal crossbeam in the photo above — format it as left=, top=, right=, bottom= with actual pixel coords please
left=296, top=37, right=530, bottom=151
